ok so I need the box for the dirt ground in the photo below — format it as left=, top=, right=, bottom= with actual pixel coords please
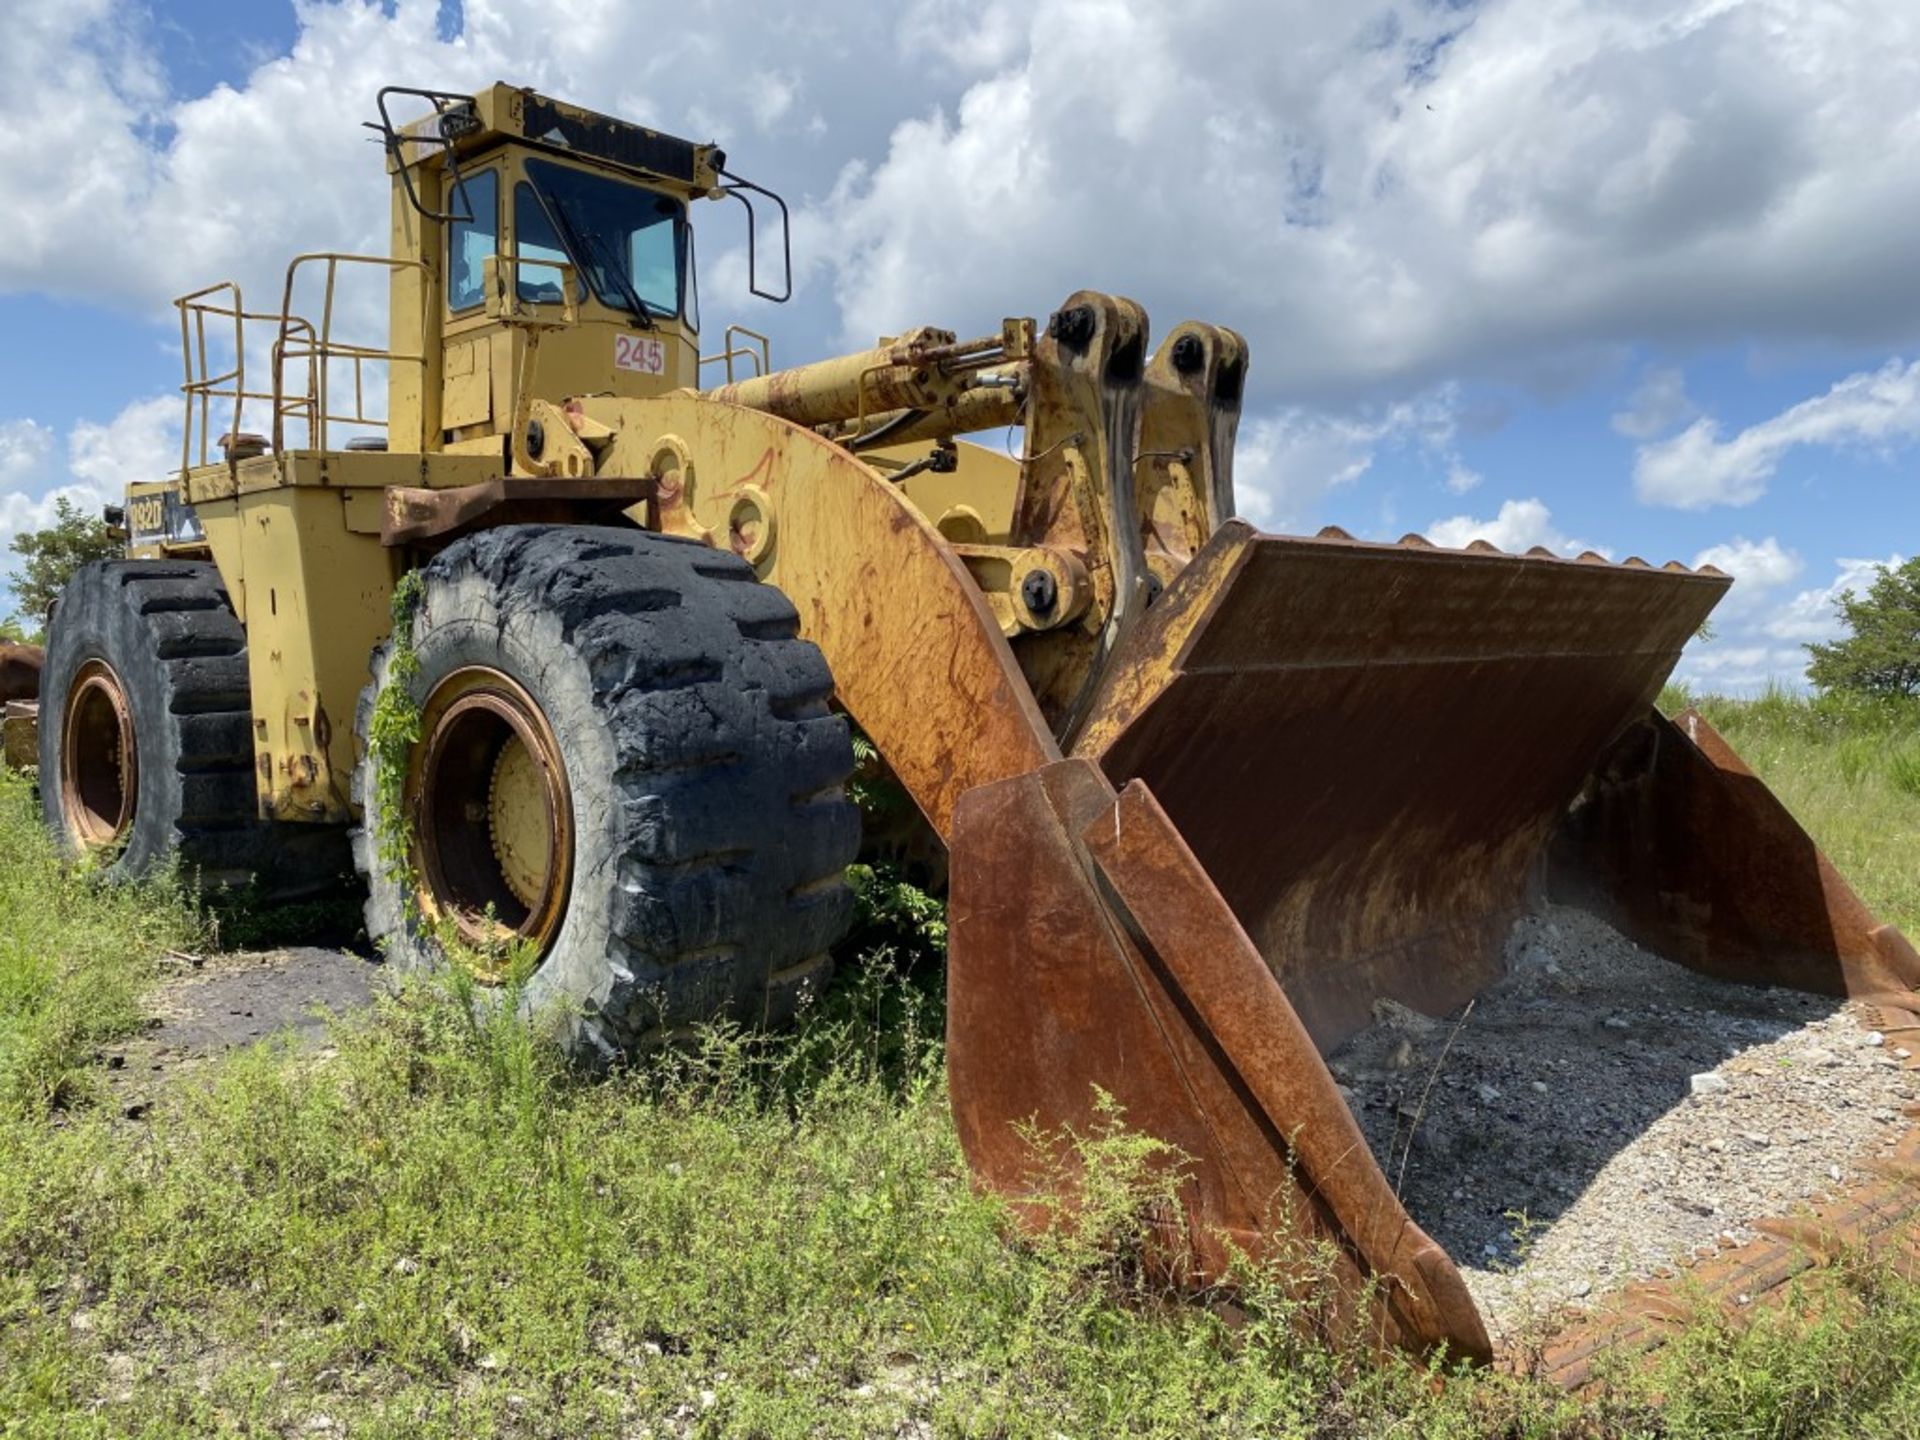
left=102, top=947, right=385, bottom=1115
left=1328, top=903, right=1917, bottom=1340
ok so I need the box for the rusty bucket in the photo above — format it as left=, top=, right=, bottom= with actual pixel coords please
left=945, top=521, right=1920, bottom=1363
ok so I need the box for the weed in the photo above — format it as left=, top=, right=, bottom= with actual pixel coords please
left=0, top=773, right=203, bottom=1116
left=2, top=694, right=1918, bottom=1435
left=1891, top=742, right=1920, bottom=799
left=366, top=569, right=427, bottom=891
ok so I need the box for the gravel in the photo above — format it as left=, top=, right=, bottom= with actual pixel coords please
left=1326, top=902, right=1916, bottom=1340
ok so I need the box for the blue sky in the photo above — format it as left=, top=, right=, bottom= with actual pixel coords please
left=1, top=0, right=1915, bottom=693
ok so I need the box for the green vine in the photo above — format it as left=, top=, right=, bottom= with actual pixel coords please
left=368, top=569, right=427, bottom=894
left=363, top=571, right=540, bottom=987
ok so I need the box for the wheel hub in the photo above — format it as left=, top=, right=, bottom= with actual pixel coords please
left=410, top=667, right=572, bottom=980
left=60, top=659, right=137, bottom=849
left=488, top=738, right=553, bottom=910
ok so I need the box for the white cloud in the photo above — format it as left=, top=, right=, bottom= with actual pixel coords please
left=0, top=420, right=55, bottom=487
left=1444, top=459, right=1482, bottom=494
left=816, top=0, right=1920, bottom=400
left=1764, top=554, right=1906, bottom=645
left=1422, top=497, right=1595, bottom=556
left=0, top=397, right=179, bottom=619
left=1634, top=357, right=1920, bottom=509
left=1611, top=365, right=1696, bottom=439
left=1674, top=550, right=1906, bottom=694
left=4, top=0, right=1920, bottom=414
left=68, top=396, right=181, bottom=493
left=1233, top=388, right=1467, bottom=530
left=1690, top=535, right=1802, bottom=617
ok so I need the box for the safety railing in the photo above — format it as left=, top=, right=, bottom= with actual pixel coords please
left=273, top=254, right=429, bottom=453
left=174, top=253, right=429, bottom=475
left=175, top=281, right=317, bottom=474
left=699, top=324, right=772, bottom=385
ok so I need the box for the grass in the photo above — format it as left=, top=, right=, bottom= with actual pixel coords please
left=2, top=691, right=1919, bottom=1436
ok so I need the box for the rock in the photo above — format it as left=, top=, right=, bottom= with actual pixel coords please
left=1866, top=1031, right=1886, bottom=1048
left=1325, top=900, right=1920, bottom=1338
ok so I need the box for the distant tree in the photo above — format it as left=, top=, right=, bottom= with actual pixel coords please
left=9, top=497, right=118, bottom=638
left=1805, top=556, right=1920, bottom=698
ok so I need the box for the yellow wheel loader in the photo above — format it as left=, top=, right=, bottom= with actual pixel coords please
left=36, top=84, right=1920, bottom=1375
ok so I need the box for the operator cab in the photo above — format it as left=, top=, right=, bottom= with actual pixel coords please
left=376, top=84, right=788, bottom=455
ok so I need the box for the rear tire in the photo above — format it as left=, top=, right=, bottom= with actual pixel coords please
left=351, top=525, right=860, bottom=1059
left=39, top=560, right=349, bottom=894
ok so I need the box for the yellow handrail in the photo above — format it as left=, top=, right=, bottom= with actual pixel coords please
left=273, top=253, right=429, bottom=453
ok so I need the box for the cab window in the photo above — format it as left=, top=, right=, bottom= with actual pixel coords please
left=511, top=182, right=581, bottom=307
left=445, top=168, right=499, bottom=313
left=515, top=158, right=687, bottom=320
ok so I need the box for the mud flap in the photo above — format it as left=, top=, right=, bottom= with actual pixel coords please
left=947, top=756, right=1492, bottom=1361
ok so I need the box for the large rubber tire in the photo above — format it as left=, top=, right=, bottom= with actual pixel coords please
left=351, top=525, right=861, bottom=1059
left=38, top=560, right=349, bottom=894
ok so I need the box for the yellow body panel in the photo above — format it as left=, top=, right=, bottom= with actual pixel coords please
left=233, top=487, right=396, bottom=820
left=878, top=439, right=1021, bottom=543
left=182, top=451, right=500, bottom=819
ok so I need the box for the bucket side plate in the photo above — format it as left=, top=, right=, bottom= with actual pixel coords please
left=947, top=756, right=1492, bottom=1360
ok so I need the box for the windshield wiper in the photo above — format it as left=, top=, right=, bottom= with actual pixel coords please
left=533, top=186, right=660, bottom=329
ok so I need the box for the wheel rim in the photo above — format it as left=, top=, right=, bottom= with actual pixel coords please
left=409, top=667, right=573, bottom=980
left=61, top=659, right=138, bottom=849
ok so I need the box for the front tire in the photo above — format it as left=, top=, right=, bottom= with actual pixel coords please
left=352, top=526, right=860, bottom=1059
